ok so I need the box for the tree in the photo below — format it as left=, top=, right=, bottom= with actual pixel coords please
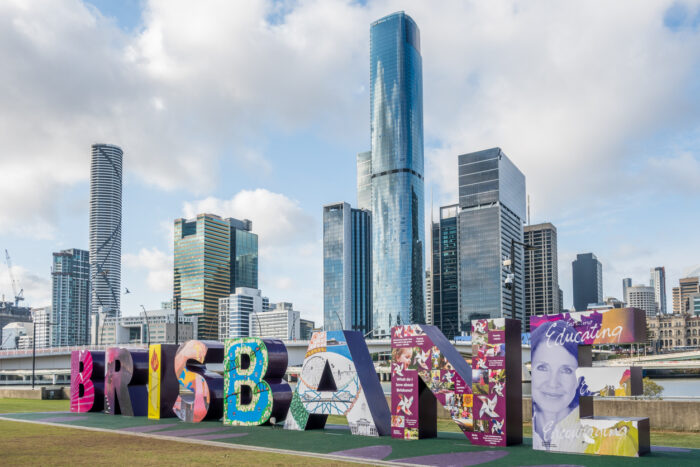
left=642, top=377, right=664, bottom=399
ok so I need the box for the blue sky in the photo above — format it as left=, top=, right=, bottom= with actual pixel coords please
left=0, top=0, right=699, bottom=326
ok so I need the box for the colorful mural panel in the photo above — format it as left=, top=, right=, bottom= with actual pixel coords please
left=173, top=340, right=224, bottom=423
left=70, top=350, right=104, bottom=413
left=284, top=331, right=390, bottom=436
left=223, top=337, right=291, bottom=426
left=530, top=308, right=650, bottom=457
left=390, top=321, right=521, bottom=445
left=148, top=344, right=179, bottom=419
left=104, top=348, right=148, bottom=416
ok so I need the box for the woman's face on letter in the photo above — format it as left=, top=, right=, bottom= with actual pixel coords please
left=532, top=344, right=578, bottom=415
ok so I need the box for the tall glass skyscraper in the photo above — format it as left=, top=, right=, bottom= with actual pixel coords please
left=323, top=202, right=372, bottom=335
left=650, top=266, right=667, bottom=315
left=458, top=148, right=526, bottom=329
left=524, top=222, right=560, bottom=330
left=572, top=253, right=603, bottom=311
left=89, top=143, right=122, bottom=318
left=365, top=11, right=424, bottom=337
left=52, top=249, right=90, bottom=346
left=174, top=214, right=258, bottom=339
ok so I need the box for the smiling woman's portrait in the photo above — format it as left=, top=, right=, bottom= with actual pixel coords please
left=531, top=319, right=585, bottom=452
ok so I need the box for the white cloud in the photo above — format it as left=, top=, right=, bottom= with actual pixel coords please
left=122, top=247, right=172, bottom=293
left=183, top=189, right=316, bottom=248
left=0, top=264, right=50, bottom=308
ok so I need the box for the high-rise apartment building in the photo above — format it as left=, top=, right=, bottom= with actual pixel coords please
left=523, top=222, right=560, bottom=329
left=362, top=12, right=424, bottom=337
left=174, top=214, right=258, bottom=340
left=673, top=277, right=700, bottom=314
left=432, top=204, right=460, bottom=338
left=0, top=301, right=31, bottom=350
left=622, top=278, right=632, bottom=304
left=218, top=287, right=269, bottom=340
left=572, top=253, right=603, bottom=311
left=457, top=148, right=527, bottom=329
left=51, top=249, right=90, bottom=346
left=323, top=203, right=372, bottom=334
left=627, top=285, right=657, bottom=317
left=89, top=143, right=122, bottom=319
left=650, top=267, right=667, bottom=315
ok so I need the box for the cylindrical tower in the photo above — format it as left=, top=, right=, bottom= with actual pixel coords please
left=89, top=143, right=123, bottom=319
left=370, top=12, right=425, bottom=337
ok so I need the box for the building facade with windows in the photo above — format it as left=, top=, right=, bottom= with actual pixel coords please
left=457, top=148, right=526, bottom=330
left=432, top=204, right=460, bottom=338
left=650, top=267, right=667, bottom=315
left=572, top=253, right=603, bottom=311
left=523, top=222, right=560, bottom=329
left=95, top=308, right=196, bottom=346
left=219, top=288, right=269, bottom=340
left=622, top=278, right=632, bottom=304
left=323, top=202, right=372, bottom=334
left=363, top=12, right=425, bottom=337
left=648, top=313, right=700, bottom=350
left=89, top=143, right=122, bottom=319
left=627, top=285, right=657, bottom=317
left=174, top=214, right=258, bottom=340
left=52, top=248, right=91, bottom=346
left=250, top=303, right=301, bottom=340
left=672, top=277, right=700, bottom=314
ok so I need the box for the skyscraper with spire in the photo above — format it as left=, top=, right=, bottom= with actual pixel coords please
left=360, top=12, right=424, bottom=337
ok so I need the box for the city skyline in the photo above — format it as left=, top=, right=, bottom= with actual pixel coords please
left=0, top=2, right=699, bottom=329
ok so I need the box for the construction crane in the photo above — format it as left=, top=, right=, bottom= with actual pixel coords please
left=4, top=249, right=24, bottom=307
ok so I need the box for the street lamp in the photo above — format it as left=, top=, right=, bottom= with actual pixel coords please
left=505, top=239, right=539, bottom=319
left=173, top=296, right=205, bottom=345
left=140, top=305, right=152, bottom=346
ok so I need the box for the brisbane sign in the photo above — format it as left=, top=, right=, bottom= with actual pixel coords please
left=71, top=308, right=650, bottom=457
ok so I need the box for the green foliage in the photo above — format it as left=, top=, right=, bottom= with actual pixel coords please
left=643, top=377, right=664, bottom=399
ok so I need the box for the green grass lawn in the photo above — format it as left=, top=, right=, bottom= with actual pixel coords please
left=0, top=398, right=69, bottom=413
left=0, top=420, right=362, bottom=466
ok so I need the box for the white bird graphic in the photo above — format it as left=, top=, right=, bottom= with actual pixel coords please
left=478, top=395, right=499, bottom=418
left=414, top=350, right=429, bottom=369
left=474, top=321, right=487, bottom=334
left=393, top=363, right=404, bottom=377
left=493, top=381, right=504, bottom=397
left=491, top=419, right=504, bottom=434
left=398, top=395, right=413, bottom=416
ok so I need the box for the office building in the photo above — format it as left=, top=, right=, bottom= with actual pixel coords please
left=523, top=222, right=560, bottom=328
left=250, top=302, right=301, bottom=340
left=362, top=12, right=424, bottom=337
left=219, top=287, right=269, bottom=340
left=559, top=288, right=564, bottom=313
left=673, top=277, right=700, bottom=314
left=572, top=253, right=603, bottom=312
left=89, top=143, right=123, bottom=318
left=323, top=202, right=372, bottom=334
left=174, top=213, right=258, bottom=340
left=627, top=285, right=657, bottom=317
left=622, top=278, right=632, bottom=304
left=95, top=308, right=196, bottom=345
left=32, top=306, right=51, bottom=349
left=52, top=249, right=91, bottom=346
left=0, top=302, right=31, bottom=350
left=650, top=267, right=667, bottom=315
left=299, top=318, right=315, bottom=340
left=432, top=204, right=460, bottom=338
left=457, top=148, right=527, bottom=328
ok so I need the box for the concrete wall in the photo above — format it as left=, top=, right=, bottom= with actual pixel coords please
left=385, top=395, right=700, bottom=432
